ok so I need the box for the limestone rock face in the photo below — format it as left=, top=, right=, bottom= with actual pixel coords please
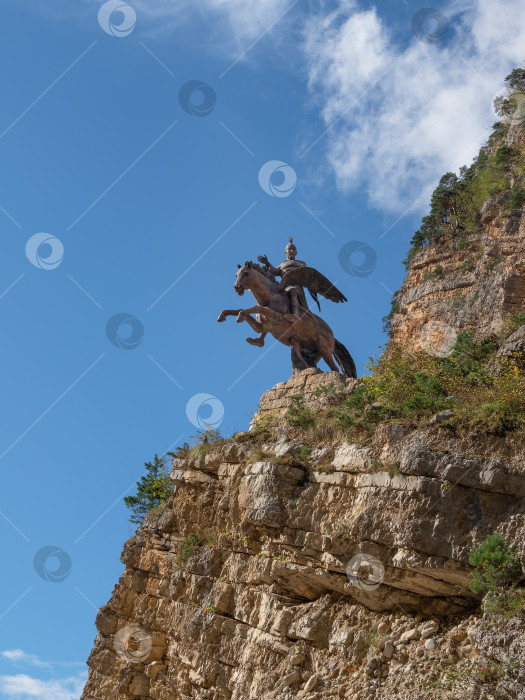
left=390, top=198, right=525, bottom=350
left=81, top=374, right=525, bottom=700
left=252, top=367, right=357, bottom=423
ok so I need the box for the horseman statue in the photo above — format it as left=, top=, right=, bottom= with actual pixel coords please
left=218, top=239, right=357, bottom=377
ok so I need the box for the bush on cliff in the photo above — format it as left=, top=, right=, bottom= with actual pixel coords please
left=469, top=533, right=524, bottom=620
left=402, top=68, right=525, bottom=270
left=124, top=453, right=174, bottom=524
left=286, top=334, right=525, bottom=441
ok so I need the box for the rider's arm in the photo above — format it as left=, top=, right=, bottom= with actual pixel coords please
left=258, top=255, right=281, bottom=277
left=267, top=263, right=281, bottom=276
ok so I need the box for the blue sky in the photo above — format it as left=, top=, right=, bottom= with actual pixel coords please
left=0, top=0, right=524, bottom=697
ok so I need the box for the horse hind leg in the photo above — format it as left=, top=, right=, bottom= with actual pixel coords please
left=290, top=340, right=309, bottom=370
left=317, top=336, right=339, bottom=373
left=322, top=351, right=339, bottom=373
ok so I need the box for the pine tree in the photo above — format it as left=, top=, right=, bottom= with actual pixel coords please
left=124, top=454, right=173, bottom=524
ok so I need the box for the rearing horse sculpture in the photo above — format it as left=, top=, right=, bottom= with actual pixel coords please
left=218, top=261, right=357, bottom=377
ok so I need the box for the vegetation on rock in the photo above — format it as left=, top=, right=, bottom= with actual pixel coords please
left=469, top=533, right=524, bottom=620
left=124, top=453, right=173, bottom=524
left=404, top=69, right=525, bottom=269
left=286, top=330, right=525, bottom=442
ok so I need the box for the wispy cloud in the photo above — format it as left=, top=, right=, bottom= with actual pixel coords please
left=302, top=0, right=525, bottom=213
left=1, top=649, right=86, bottom=671
left=0, top=651, right=50, bottom=669
left=132, top=0, right=290, bottom=43
left=0, top=672, right=87, bottom=700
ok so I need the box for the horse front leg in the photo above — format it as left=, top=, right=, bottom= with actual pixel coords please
left=235, top=309, right=267, bottom=347
left=218, top=309, right=243, bottom=322
left=237, top=306, right=283, bottom=324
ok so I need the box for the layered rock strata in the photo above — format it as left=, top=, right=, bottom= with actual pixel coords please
left=81, top=373, right=525, bottom=700
left=390, top=199, right=525, bottom=351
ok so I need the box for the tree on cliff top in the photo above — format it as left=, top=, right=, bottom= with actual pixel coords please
left=124, top=454, right=173, bottom=524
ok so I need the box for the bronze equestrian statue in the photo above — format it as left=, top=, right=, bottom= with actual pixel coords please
left=218, top=241, right=357, bottom=378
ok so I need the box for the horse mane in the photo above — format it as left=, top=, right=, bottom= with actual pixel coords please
left=243, top=260, right=277, bottom=284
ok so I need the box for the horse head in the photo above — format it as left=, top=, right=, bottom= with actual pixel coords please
left=234, top=261, right=257, bottom=295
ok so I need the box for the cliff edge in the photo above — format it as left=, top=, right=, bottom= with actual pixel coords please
left=81, top=73, right=525, bottom=700
left=81, top=369, right=524, bottom=699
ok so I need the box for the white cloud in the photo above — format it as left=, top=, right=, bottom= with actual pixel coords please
left=302, top=0, right=525, bottom=213
left=111, top=0, right=291, bottom=45
left=0, top=651, right=50, bottom=669
left=0, top=673, right=87, bottom=700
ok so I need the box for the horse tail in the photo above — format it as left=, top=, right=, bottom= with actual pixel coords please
left=334, top=339, right=357, bottom=378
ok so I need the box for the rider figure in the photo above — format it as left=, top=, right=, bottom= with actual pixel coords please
left=258, top=238, right=307, bottom=317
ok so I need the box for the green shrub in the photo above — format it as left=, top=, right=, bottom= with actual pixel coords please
left=468, top=533, right=524, bottom=621
left=189, top=427, right=223, bottom=457
left=404, top=68, right=525, bottom=268
left=124, top=454, right=174, bottom=525
left=442, top=331, right=497, bottom=384
left=510, top=186, right=525, bottom=209
left=508, top=311, right=525, bottom=333
left=178, top=532, right=200, bottom=565
left=483, top=588, right=525, bottom=619
left=293, top=445, right=311, bottom=465
left=168, top=442, right=190, bottom=459
left=382, top=292, right=400, bottom=335
left=468, top=533, right=522, bottom=594
left=286, top=395, right=315, bottom=429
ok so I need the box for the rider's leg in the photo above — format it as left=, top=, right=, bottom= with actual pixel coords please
left=289, top=289, right=300, bottom=316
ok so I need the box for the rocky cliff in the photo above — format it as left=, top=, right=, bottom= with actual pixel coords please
left=81, top=75, right=525, bottom=700
left=389, top=94, right=525, bottom=354
left=81, top=369, right=525, bottom=700
left=389, top=194, right=525, bottom=352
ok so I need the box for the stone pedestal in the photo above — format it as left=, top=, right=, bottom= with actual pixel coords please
left=251, top=367, right=358, bottom=424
